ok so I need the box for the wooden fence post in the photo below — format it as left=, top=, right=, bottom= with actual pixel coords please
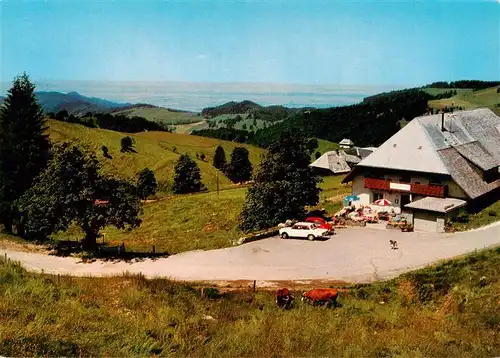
left=253, top=280, right=256, bottom=292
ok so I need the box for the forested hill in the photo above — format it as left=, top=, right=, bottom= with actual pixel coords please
left=201, top=100, right=263, bottom=117
left=193, top=88, right=433, bottom=148
left=33, top=91, right=131, bottom=115
left=424, top=80, right=500, bottom=90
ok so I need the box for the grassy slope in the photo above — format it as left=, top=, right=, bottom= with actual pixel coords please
left=1, top=248, right=499, bottom=357
left=51, top=175, right=349, bottom=254
left=45, top=120, right=348, bottom=254
left=186, top=113, right=278, bottom=134
left=316, top=139, right=340, bottom=155
left=428, top=86, right=500, bottom=113
left=452, top=200, right=500, bottom=231
left=112, top=107, right=203, bottom=125
left=47, top=119, right=265, bottom=192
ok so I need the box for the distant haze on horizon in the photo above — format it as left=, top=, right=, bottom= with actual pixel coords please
left=1, top=80, right=400, bottom=112
left=1, top=0, right=498, bottom=87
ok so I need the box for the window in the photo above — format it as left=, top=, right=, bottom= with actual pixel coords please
left=399, top=175, right=411, bottom=183
left=373, top=192, right=383, bottom=201
left=429, top=175, right=442, bottom=185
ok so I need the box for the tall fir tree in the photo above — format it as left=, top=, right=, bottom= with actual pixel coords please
left=225, top=147, right=253, bottom=183
left=172, top=154, right=205, bottom=194
left=212, top=145, right=227, bottom=170
left=0, top=74, right=51, bottom=233
left=240, top=131, right=321, bottom=232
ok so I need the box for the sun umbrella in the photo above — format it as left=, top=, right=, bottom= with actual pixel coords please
left=374, top=198, right=391, bottom=206
left=345, top=195, right=360, bottom=201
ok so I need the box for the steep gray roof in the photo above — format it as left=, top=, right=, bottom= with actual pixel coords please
left=453, top=141, right=498, bottom=171
left=339, top=138, right=354, bottom=145
left=438, top=147, right=500, bottom=199
left=310, top=151, right=351, bottom=174
left=344, top=147, right=374, bottom=160
left=356, top=117, right=450, bottom=174
left=352, top=108, right=500, bottom=198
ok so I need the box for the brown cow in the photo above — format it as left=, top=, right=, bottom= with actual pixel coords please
left=302, top=288, right=339, bottom=307
left=276, top=288, right=294, bottom=309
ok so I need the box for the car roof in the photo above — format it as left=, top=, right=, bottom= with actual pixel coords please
left=294, top=222, right=314, bottom=225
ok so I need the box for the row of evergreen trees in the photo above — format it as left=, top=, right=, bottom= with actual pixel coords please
left=51, top=110, right=171, bottom=133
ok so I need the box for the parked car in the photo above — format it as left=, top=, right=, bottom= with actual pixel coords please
left=279, top=222, right=332, bottom=241
left=305, top=217, right=334, bottom=232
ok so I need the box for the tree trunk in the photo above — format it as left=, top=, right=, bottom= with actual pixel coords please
left=15, top=223, right=25, bottom=237
left=82, top=230, right=99, bottom=249
left=3, top=218, right=13, bottom=234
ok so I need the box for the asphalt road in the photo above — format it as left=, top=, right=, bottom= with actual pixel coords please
left=1, top=222, right=499, bottom=284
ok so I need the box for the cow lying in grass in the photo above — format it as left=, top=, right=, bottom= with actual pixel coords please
left=302, top=288, right=340, bottom=307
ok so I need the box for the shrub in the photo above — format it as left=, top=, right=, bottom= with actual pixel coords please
left=120, top=136, right=135, bottom=153
left=137, top=168, right=157, bottom=199
left=455, top=211, right=469, bottom=223
left=203, top=287, right=221, bottom=299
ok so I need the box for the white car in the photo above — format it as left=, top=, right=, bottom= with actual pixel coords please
left=279, top=222, right=331, bottom=241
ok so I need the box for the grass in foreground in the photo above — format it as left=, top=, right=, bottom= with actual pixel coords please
left=1, top=248, right=499, bottom=357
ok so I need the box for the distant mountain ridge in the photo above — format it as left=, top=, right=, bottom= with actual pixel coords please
left=0, top=91, right=131, bottom=115
left=34, top=91, right=131, bottom=115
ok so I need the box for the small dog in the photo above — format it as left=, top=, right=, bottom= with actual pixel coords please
left=389, top=239, right=399, bottom=250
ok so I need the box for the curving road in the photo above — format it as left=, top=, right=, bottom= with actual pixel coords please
left=1, top=222, right=499, bottom=284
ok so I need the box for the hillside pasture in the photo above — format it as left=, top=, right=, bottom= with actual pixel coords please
left=428, top=86, right=500, bottom=113
left=50, top=175, right=350, bottom=255
left=112, top=106, right=203, bottom=125
left=47, top=120, right=265, bottom=193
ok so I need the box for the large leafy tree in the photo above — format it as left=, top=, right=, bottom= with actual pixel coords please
left=172, top=154, right=205, bottom=194
left=18, top=143, right=142, bottom=248
left=240, top=131, right=321, bottom=232
left=0, top=74, right=51, bottom=233
left=225, top=147, right=253, bottom=183
left=212, top=145, right=226, bottom=170
left=137, top=168, right=157, bottom=199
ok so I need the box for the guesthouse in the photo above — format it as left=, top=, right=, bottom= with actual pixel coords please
left=342, top=108, right=500, bottom=232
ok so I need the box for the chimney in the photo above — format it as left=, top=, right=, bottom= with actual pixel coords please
left=441, top=112, right=445, bottom=132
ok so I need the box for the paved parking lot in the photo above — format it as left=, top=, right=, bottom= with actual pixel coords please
left=2, top=221, right=499, bottom=283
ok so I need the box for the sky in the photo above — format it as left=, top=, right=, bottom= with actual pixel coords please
left=1, top=0, right=499, bottom=87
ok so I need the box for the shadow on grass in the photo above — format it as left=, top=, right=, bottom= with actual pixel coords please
left=49, top=240, right=169, bottom=262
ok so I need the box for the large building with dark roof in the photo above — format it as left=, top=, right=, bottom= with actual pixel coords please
left=342, top=108, right=500, bottom=232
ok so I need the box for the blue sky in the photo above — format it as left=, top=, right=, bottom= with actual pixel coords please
left=1, top=0, right=498, bottom=86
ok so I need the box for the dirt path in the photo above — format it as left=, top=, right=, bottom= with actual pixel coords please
left=1, top=222, right=499, bottom=285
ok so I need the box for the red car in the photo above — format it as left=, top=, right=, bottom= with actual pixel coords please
left=305, top=217, right=334, bottom=232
